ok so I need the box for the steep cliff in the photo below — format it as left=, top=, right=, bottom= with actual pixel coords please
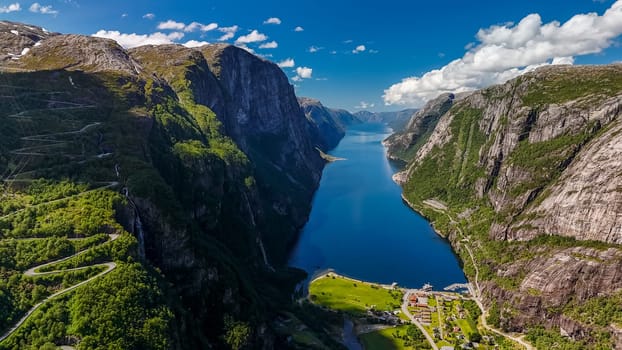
left=0, top=22, right=329, bottom=349
left=399, top=64, right=622, bottom=348
left=298, top=97, right=360, bottom=150
left=384, top=94, right=456, bottom=163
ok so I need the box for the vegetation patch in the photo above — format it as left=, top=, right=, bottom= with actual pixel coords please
left=309, top=274, right=403, bottom=316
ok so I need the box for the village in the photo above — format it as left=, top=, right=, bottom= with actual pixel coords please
left=308, top=273, right=510, bottom=350
left=405, top=286, right=499, bottom=349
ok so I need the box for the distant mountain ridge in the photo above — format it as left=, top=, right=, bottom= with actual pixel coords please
left=298, top=97, right=360, bottom=150
left=354, top=108, right=417, bottom=132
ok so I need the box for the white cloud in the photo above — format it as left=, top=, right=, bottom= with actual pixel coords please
left=93, top=30, right=184, bottom=49
left=295, top=66, right=313, bottom=79
left=259, top=41, right=278, bottom=49
left=236, top=45, right=255, bottom=54
left=185, top=21, right=218, bottom=32
left=235, top=29, right=267, bottom=44
left=143, top=13, right=155, bottom=20
left=264, top=17, right=281, bottom=25
left=157, top=20, right=218, bottom=33
left=277, top=58, right=295, bottom=68
left=355, top=101, right=375, bottom=109
left=121, top=13, right=128, bottom=18
left=294, top=26, right=304, bottom=32
left=29, top=2, right=57, bottom=15
left=384, top=1, right=622, bottom=106
left=0, top=3, right=20, bottom=13
left=308, top=46, right=323, bottom=53
left=352, top=45, right=366, bottom=54
left=157, top=20, right=186, bottom=30
left=218, top=25, right=238, bottom=41
left=343, top=39, right=353, bottom=44
left=183, top=40, right=209, bottom=48
left=292, top=76, right=302, bottom=82
left=369, top=49, right=379, bottom=54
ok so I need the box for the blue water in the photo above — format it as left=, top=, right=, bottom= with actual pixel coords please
left=288, top=123, right=467, bottom=289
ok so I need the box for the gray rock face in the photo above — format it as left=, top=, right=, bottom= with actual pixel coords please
left=399, top=64, right=622, bottom=344
left=1, top=23, right=140, bottom=74
left=512, top=117, right=622, bottom=243
left=384, top=93, right=455, bottom=162
left=0, top=21, right=56, bottom=62
left=201, top=45, right=324, bottom=188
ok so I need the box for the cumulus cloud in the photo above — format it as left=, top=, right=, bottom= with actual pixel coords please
left=143, top=13, right=155, bottom=20
left=157, top=20, right=185, bottom=30
left=264, top=17, right=281, bottom=25
left=29, top=2, right=58, bottom=15
left=183, top=40, right=209, bottom=48
left=0, top=3, right=20, bottom=13
left=277, top=58, right=295, bottom=68
left=218, top=25, right=239, bottom=41
left=352, top=45, right=366, bottom=54
left=185, top=21, right=218, bottom=32
left=384, top=1, right=622, bottom=106
left=355, top=101, right=375, bottom=109
left=308, top=46, right=323, bottom=53
left=157, top=20, right=218, bottom=33
left=235, top=30, right=267, bottom=44
left=295, top=66, right=313, bottom=79
left=93, top=30, right=184, bottom=49
left=294, top=26, right=304, bottom=32
left=259, top=41, right=278, bottom=49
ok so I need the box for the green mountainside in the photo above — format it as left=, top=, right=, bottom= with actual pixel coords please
left=0, top=21, right=348, bottom=349
left=393, top=64, right=622, bottom=348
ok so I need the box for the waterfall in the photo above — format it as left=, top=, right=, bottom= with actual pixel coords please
left=134, top=210, right=146, bottom=259
left=122, top=186, right=146, bottom=259
left=242, top=192, right=275, bottom=271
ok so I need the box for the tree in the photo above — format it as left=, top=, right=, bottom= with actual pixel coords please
left=468, top=331, right=482, bottom=343
left=223, top=315, right=251, bottom=350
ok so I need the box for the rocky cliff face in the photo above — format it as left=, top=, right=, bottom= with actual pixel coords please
left=384, top=94, right=455, bottom=163
left=399, top=64, right=622, bottom=347
left=298, top=97, right=360, bottom=150
left=0, top=21, right=331, bottom=349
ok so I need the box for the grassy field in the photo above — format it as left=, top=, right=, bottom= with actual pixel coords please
left=309, top=274, right=403, bottom=315
left=360, top=326, right=411, bottom=350
left=360, top=325, right=431, bottom=350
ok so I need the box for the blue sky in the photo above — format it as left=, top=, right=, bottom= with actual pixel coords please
left=2, top=0, right=622, bottom=111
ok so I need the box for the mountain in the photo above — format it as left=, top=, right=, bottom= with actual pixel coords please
left=298, top=97, right=360, bottom=150
left=396, top=64, right=622, bottom=348
left=0, top=21, right=346, bottom=349
left=384, top=94, right=456, bottom=163
left=354, top=108, right=417, bottom=132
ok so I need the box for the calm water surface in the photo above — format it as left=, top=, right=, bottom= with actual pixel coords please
left=288, top=123, right=467, bottom=289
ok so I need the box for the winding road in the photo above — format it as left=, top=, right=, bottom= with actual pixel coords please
left=417, top=198, right=534, bottom=350
left=0, top=234, right=119, bottom=343
left=0, top=86, right=122, bottom=345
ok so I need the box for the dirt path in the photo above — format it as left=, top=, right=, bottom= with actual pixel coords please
left=416, top=198, right=534, bottom=350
